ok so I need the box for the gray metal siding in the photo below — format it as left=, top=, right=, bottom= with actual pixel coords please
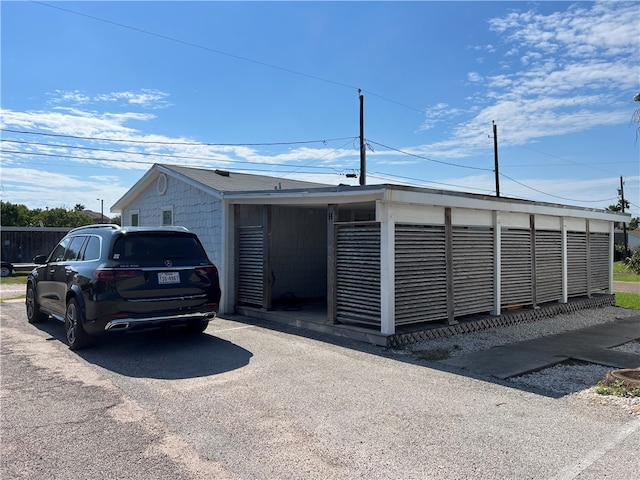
left=535, top=230, right=563, bottom=304
left=335, top=223, right=381, bottom=326
left=501, top=229, right=533, bottom=307
left=567, top=231, right=588, bottom=297
left=236, top=226, right=265, bottom=306
left=395, top=225, right=448, bottom=324
left=452, top=228, right=494, bottom=317
left=589, top=232, right=610, bottom=292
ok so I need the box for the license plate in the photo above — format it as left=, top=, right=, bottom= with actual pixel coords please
left=158, top=272, right=180, bottom=284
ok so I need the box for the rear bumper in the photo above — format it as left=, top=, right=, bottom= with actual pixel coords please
left=104, top=311, right=217, bottom=331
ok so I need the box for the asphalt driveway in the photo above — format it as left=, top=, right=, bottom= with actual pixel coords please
left=2, top=299, right=639, bottom=479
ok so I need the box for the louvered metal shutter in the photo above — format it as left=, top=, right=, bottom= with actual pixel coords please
left=501, top=229, right=533, bottom=307
left=589, top=232, right=610, bottom=292
left=535, top=230, right=563, bottom=304
left=395, top=225, right=447, bottom=325
left=237, top=226, right=265, bottom=306
left=567, top=231, right=588, bottom=297
left=335, top=223, right=381, bottom=326
left=452, top=227, right=494, bottom=317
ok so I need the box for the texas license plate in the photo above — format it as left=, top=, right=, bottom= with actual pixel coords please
left=158, top=272, right=180, bottom=284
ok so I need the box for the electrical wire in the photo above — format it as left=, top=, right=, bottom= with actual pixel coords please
left=0, top=148, right=349, bottom=172
left=366, top=139, right=493, bottom=172
left=0, top=128, right=355, bottom=147
left=0, top=138, right=358, bottom=169
left=499, top=172, right=619, bottom=203
left=367, top=171, right=497, bottom=194
left=32, top=2, right=360, bottom=91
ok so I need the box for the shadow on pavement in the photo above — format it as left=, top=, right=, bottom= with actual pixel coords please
left=33, top=320, right=253, bottom=380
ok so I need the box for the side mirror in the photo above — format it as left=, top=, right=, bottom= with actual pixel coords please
left=33, top=255, right=48, bottom=264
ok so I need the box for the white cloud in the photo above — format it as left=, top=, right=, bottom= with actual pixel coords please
left=48, top=89, right=171, bottom=109
left=420, top=1, right=639, bottom=157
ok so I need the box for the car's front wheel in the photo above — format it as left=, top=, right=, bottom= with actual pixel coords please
left=26, top=283, right=48, bottom=324
left=65, top=298, right=96, bottom=350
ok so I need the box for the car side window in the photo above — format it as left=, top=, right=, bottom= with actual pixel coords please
left=49, top=238, right=71, bottom=262
left=80, top=236, right=101, bottom=261
left=63, top=236, right=86, bottom=261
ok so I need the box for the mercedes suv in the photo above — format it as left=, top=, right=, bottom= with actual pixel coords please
left=26, top=224, right=221, bottom=349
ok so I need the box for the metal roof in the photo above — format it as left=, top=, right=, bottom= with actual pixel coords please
left=162, top=164, right=330, bottom=192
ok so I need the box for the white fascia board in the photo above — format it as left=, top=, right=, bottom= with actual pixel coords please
left=383, top=188, right=630, bottom=223
left=222, top=187, right=385, bottom=205
left=111, top=164, right=161, bottom=212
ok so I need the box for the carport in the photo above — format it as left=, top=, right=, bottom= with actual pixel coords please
left=222, top=185, right=626, bottom=345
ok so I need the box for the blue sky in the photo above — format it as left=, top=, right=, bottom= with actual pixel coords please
left=1, top=1, right=639, bottom=218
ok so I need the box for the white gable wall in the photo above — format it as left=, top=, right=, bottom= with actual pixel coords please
left=120, top=175, right=224, bottom=269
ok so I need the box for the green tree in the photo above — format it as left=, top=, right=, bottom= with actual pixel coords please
left=1, top=201, right=34, bottom=226
left=606, top=199, right=630, bottom=212
left=73, top=203, right=86, bottom=212
left=31, top=208, right=92, bottom=228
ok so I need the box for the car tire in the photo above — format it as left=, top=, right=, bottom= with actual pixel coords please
left=1, top=265, right=12, bottom=277
left=65, top=298, right=96, bottom=350
left=26, top=283, right=48, bottom=324
left=184, top=319, right=209, bottom=334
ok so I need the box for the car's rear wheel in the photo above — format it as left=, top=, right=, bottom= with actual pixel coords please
left=0, top=265, right=12, bottom=277
left=184, top=319, right=209, bottom=334
left=65, top=298, right=96, bottom=350
left=26, top=283, right=48, bottom=324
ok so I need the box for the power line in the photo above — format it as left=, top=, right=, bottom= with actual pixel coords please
left=0, top=138, right=358, bottom=168
left=32, top=2, right=361, bottom=89
left=499, top=172, right=618, bottom=203
left=32, top=2, right=429, bottom=115
left=1, top=128, right=355, bottom=147
left=513, top=144, right=616, bottom=174
left=366, top=139, right=494, bottom=172
left=0, top=149, right=349, bottom=172
left=367, top=171, right=497, bottom=194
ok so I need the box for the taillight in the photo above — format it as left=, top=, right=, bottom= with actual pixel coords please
left=196, top=266, right=218, bottom=276
left=94, top=269, right=142, bottom=281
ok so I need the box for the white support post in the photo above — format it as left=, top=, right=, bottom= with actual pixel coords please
left=561, top=217, right=568, bottom=304
left=378, top=201, right=396, bottom=335
left=608, top=221, right=614, bottom=294
left=491, top=211, right=501, bottom=316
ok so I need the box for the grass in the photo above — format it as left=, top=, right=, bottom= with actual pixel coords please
left=615, top=292, right=640, bottom=310
left=614, top=261, right=640, bottom=283
left=0, top=271, right=29, bottom=287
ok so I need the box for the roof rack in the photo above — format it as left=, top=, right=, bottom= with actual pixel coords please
left=69, top=224, right=120, bottom=234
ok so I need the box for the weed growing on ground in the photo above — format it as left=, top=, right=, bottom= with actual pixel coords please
left=595, top=380, right=640, bottom=398
left=410, top=345, right=460, bottom=361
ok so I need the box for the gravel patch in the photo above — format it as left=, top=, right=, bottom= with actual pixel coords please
left=406, top=306, right=640, bottom=415
left=0, top=284, right=26, bottom=301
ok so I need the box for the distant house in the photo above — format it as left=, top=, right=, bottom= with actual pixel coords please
left=111, top=163, right=629, bottom=345
left=614, top=230, right=640, bottom=251
left=83, top=210, right=110, bottom=224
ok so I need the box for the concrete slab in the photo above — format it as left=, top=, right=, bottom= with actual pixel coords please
left=440, top=315, right=640, bottom=379
left=442, top=347, right=569, bottom=379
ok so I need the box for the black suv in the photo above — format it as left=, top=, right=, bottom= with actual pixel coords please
left=26, top=224, right=221, bottom=349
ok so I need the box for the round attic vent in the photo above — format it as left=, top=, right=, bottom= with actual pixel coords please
left=157, top=173, right=168, bottom=195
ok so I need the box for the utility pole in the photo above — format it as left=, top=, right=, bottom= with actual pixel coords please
left=620, top=176, right=628, bottom=257
left=492, top=121, right=500, bottom=197
left=359, top=89, right=366, bottom=186
left=97, top=198, right=104, bottom=223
